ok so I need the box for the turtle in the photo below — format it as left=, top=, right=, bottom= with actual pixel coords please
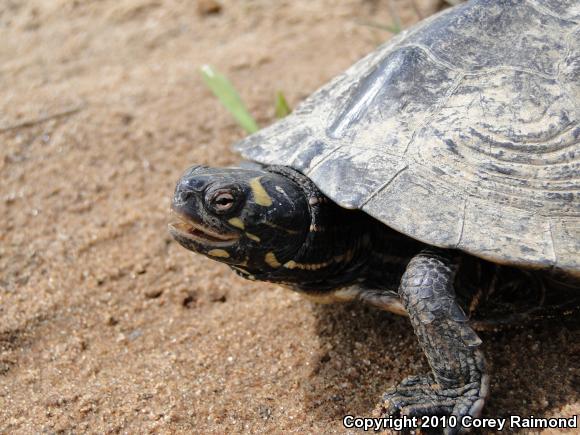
left=169, top=0, right=580, bottom=430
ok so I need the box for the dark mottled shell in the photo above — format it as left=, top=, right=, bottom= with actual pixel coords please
left=235, top=0, right=580, bottom=276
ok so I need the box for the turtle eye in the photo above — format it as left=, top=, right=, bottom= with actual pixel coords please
left=209, top=190, right=237, bottom=213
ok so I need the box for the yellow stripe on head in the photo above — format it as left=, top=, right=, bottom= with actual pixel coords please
left=265, top=252, right=281, bottom=268
left=228, top=217, right=245, bottom=229
left=246, top=232, right=261, bottom=242
left=249, top=177, right=273, bottom=207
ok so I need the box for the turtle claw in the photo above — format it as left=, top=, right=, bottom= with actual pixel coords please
left=380, top=375, right=486, bottom=435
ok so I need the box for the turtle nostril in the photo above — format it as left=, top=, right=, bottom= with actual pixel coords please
left=179, top=191, right=194, bottom=203
left=174, top=179, right=199, bottom=205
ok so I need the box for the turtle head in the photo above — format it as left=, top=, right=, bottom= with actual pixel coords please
left=169, top=165, right=311, bottom=274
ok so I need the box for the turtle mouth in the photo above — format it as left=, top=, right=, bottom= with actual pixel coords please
left=168, top=210, right=239, bottom=246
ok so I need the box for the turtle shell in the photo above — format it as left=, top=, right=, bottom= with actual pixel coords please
left=235, top=0, right=580, bottom=277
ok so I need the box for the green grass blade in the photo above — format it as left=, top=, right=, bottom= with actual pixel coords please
left=274, top=91, right=291, bottom=118
left=200, top=64, right=260, bottom=134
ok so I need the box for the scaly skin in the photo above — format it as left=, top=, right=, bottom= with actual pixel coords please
left=381, top=249, right=489, bottom=434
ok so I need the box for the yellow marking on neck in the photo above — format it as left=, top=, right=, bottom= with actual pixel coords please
left=250, top=177, right=273, bottom=207
left=246, top=232, right=261, bottom=242
left=283, top=248, right=356, bottom=271
left=228, top=217, right=245, bottom=229
left=265, top=252, right=281, bottom=268
left=283, top=258, right=334, bottom=270
left=208, top=249, right=230, bottom=258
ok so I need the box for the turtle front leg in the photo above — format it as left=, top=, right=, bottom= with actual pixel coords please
left=381, top=249, right=489, bottom=434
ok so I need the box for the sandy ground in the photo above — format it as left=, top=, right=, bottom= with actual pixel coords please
left=0, top=0, right=578, bottom=433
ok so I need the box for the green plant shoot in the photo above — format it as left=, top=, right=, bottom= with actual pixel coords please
left=200, top=64, right=260, bottom=134
left=274, top=92, right=291, bottom=118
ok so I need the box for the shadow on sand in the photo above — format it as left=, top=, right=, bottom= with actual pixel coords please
left=302, top=302, right=579, bottom=432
